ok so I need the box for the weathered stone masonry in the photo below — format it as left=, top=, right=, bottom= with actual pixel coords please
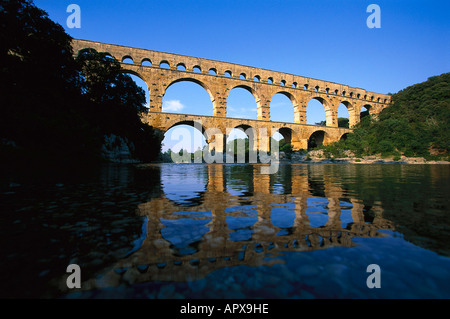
left=71, top=39, right=391, bottom=150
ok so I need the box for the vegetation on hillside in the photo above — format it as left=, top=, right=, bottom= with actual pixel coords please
left=319, top=73, right=450, bottom=160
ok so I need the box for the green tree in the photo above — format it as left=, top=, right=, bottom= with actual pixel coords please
left=0, top=0, right=98, bottom=167
left=76, top=48, right=163, bottom=162
left=329, top=73, right=450, bottom=159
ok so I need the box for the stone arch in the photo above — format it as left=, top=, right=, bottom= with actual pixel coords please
left=159, top=60, right=170, bottom=68
left=162, top=120, right=211, bottom=159
left=306, top=96, right=333, bottom=126
left=226, top=124, right=257, bottom=162
left=340, top=132, right=350, bottom=141
left=119, top=68, right=145, bottom=80
left=166, top=120, right=209, bottom=137
left=193, top=65, right=202, bottom=73
left=121, top=55, right=134, bottom=64
left=276, top=127, right=293, bottom=145
left=119, top=69, right=151, bottom=107
left=338, top=100, right=357, bottom=127
left=176, top=62, right=187, bottom=71
left=99, top=51, right=115, bottom=61
left=141, top=58, right=152, bottom=67
left=360, top=104, right=373, bottom=119
left=269, top=91, right=297, bottom=123
left=227, top=84, right=261, bottom=119
left=308, top=130, right=329, bottom=149
left=163, top=77, right=217, bottom=115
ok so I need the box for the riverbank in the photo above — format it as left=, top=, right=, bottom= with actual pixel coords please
left=285, top=150, right=450, bottom=165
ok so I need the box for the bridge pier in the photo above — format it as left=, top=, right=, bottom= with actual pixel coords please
left=71, top=39, right=391, bottom=155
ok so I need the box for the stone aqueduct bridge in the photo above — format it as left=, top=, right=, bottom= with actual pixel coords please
left=72, top=39, right=391, bottom=150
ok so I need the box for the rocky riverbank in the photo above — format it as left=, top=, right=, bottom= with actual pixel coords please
left=283, top=150, right=450, bottom=165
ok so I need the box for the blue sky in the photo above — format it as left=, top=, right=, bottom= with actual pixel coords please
left=35, top=0, right=449, bottom=151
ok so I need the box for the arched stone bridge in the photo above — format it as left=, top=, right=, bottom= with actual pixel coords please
left=71, top=39, right=391, bottom=150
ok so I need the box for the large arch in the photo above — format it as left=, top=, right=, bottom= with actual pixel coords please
left=308, top=130, right=329, bottom=149
left=269, top=91, right=297, bottom=123
left=119, top=69, right=150, bottom=109
left=225, top=124, right=257, bottom=163
left=271, top=126, right=294, bottom=154
left=162, top=78, right=216, bottom=116
left=306, top=96, right=332, bottom=126
left=337, top=101, right=350, bottom=128
left=226, top=85, right=260, bottom=120
left=162, top=120, right=209, bottom=156
left=360, top=104, right=373, bottom=120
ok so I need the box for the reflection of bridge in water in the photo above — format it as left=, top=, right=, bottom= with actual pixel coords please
left=81, top=164, right=394, bottom=289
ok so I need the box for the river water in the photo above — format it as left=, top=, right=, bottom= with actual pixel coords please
left=1, top=163, right=449, bottom=299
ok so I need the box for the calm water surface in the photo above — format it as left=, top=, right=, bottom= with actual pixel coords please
left=1, top=163, right=449, bottom=298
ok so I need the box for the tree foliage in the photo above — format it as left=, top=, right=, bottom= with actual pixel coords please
left=332, top=73, right=450, bottom=159
left=0, top=0, right=162, bottom=168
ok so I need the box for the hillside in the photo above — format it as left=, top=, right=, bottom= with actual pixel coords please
left=332, top=73, right=450, bottom=160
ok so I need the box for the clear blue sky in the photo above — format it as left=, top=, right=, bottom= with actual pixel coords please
left=35, top=0, right=449, bottom=151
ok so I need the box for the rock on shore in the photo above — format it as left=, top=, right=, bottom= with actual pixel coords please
left=283, top=150, right=450, bottom=164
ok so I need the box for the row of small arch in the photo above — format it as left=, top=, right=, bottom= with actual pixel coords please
left=113, top=53, right=388, bottom=104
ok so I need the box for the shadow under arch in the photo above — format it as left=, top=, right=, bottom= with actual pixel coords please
left=340, top=132, right=350, bottom=141
left=226, top=124, right=258, bottom=163
left=360, top=104, right=373, bottom=119
left=308, top=129, right=329, bottom=149
left=276, top=127, right=293, bottom=145
left=165, top=120, right=210, bottom=144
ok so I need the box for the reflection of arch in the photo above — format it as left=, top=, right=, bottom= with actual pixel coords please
left=161, top=165, right=208, bottom=208
left=308, top=130, right=328, bottom=149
